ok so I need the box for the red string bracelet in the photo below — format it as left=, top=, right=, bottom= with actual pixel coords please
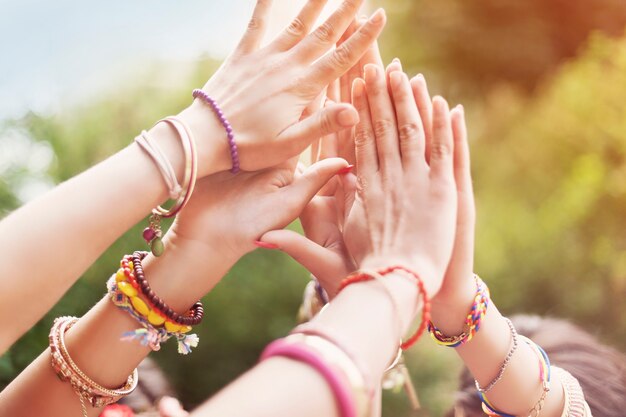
left=338, top=265, right=431, bottom=351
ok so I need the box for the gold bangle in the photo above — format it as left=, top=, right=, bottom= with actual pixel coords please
left=49, top=317, right=139, bottom=414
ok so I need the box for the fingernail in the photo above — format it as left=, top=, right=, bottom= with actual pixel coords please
left=392, top=58, right=402, bottom=71
left=338, top=107, right=359, bottom=127
left=353, top=78, right=365, bottom=97
left=370, top=8, right=385, bottom=24
left=337, top=165, right=355, bottom=175
left=458, top=104, right=465, bottom=115
left=254, top=241, right=279, bottom=250
left=364, top=64, right=378, bottom=82
left=390, top=71, right=403, bottom=89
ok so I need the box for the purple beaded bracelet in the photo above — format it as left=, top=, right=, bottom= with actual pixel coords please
left=192, top=89, right=240, bottom=174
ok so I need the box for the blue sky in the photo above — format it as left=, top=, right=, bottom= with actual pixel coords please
left=0, top=0, right=255, bottom=120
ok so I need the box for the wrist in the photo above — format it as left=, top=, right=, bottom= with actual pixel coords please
left=177, top=101, right=232, bottom=177
left=430, top=274, right=478, bottom=335
left=359, top=255, right=442, bottom=298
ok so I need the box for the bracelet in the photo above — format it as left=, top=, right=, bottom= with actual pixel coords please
left=192, top=89, right=240, bottom=174
left=135, top=130, right=182, bottom=200
left=479, top=336, right=552, bottom=417
left=338, top=266, right=431, bottom=350
left=428, top=274, right=490, bottom=347
left=49, top=317, right=139, bottom=416
left=475, top=318, right=519, bottom=393
left=297, top=278, right=329, bottom=323
left=108, top=256, right=201, bottom=355
left=141, top=116, right=198, bottom=257
left=130, top=251, right=204, bottom=326
left=552, top=366, right=591, bottom=417
left=260, top=334, right=370, bottom=417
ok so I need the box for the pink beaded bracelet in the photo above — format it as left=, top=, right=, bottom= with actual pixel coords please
left=192, top=89, right=240, bottom=174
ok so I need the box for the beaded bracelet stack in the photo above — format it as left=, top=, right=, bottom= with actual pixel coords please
left=49, top=317, right=139, bottom=417
left=107, top=252, right=202, bottom=354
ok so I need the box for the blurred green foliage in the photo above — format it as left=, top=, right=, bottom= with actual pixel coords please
left=2, top=1, right=626, bottom=416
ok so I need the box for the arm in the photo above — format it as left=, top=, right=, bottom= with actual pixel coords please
left=0, top=0, right=386, bottom=353
left=0, top=141, right=350, bottom=416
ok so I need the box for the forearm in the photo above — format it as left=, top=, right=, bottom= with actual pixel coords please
left=0, top=235, right=238, bottom=417
left=431, top=286, right=565, bottom=417
left=0, top=106, right=226, bottom=352
left=191, top=272, right=420, bottom=417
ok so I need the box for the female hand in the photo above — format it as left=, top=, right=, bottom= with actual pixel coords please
left=182, top=0, right=387, bottom=175
left=256, top=22, right=385, bottom=297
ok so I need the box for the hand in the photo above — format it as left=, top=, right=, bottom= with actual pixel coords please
left=182, top=0, right=387, bottom=175
left=170, top=157, right=349, bottom=264
left=257, top=21, right=385, bottom=297
left=349, top=62, right=459, bottom=297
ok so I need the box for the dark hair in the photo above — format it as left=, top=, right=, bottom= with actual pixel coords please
left=446, top=315, right=626, bottom=417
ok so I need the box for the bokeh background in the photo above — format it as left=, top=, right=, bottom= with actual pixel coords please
left=1, top=0, right=626, bottom=415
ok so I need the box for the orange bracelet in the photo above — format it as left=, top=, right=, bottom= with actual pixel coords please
left=338, top=266, right=431, bottom=350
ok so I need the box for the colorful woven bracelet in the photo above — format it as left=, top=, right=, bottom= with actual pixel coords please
left=141, top=116, right=198, bottom=257
left=428, top=274, right=490, bottom=347
left=338, top=265, right=431, bottom=350
left=49, top=317, right=139, bottom=417
left=192, top=89, right=240, bottom=174
left=479, top=336, right=551, bottom=417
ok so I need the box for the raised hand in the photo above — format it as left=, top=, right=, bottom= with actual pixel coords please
left=185, top=0, right=387, bottom=174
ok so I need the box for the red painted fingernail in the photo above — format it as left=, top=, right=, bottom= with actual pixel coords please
left=337, top=165, right=355, bottom=175
left=254, top=241, right=279, bottom=249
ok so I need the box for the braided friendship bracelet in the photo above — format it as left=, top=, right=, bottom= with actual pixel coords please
left=192, top=89, right=240, bottom=174
left=338, top=266, right=431, bottom=351
left=49, top=317, right=138, bottom=416
left=428, top=274, right=490, bottom=347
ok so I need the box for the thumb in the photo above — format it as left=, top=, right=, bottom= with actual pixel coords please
left=260, top=229, right=348, bottom=294
left=281, top=158, right=349, bottom=212
left=278, top=104, right=359, bottom=156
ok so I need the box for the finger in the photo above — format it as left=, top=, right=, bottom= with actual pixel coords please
left=280, top=157, right=349, bottom=210
left=411, top=74, right=433, bottom=163
left=307, top=9, right=387, bottom=86
left=158, top=396, right=189, bottom=417
left=430, top=96, right=455, bottom=179
left=359, top=28, right=384, bottom=71
left=364, top=63, right=402, bottom=172
left=235, top=0, right=273, bottom=54
left=319, top=104, right=340, bottom=159
left=294, top=0, right=365, bottom=62
left=389, top=70, right=426, bottom=169
left=327, top=79, right=341, bottom=103
left=338, top=171, right=358, bottom=220
left=451, top=105, right=473, bottom=193
left=352, top=78, right=378, bottom=178
left=385, top=58, right=402, bottom=96
left=339, top=19, right=362, bottom=103
left=271, top=0, right=330, bottom=51
left=259, top=229, right=347, bottom=291
left=277, top=104, right=359, bottom=158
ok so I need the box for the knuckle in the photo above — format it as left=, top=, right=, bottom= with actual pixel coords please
left=354, top=126, right=373, bottom=147
left=373, top=119, right=394, bottom=138
left=430, top=143, right=453, bottom=160
left=329, top=46, right=353, bottom=69
left=320, top=111, right=334, bottom=135
left=314, top=22, right=337, bottom=44
left=398, top=123, right=420, bottom=144
left=247, top=16, right=264, bottom=31
left=287, top=17, right=306, bottom=37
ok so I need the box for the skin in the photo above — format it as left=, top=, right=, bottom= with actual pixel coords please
left=261, top=56, right=568, bottom=416
left=0, top=0, right=387, bottom=354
